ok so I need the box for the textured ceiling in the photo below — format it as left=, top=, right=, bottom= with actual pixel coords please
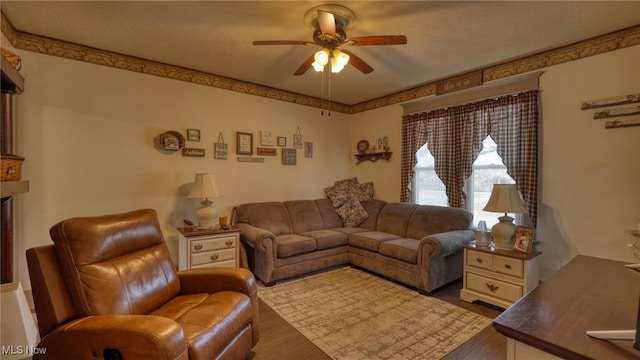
left=2, top=1, right=640, bottom=105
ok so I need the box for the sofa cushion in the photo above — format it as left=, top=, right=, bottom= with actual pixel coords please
left=359, top=200, right=387, bottom=230
left=151, top=291, right=253, bottom=359
left=276, top=234, right=316, bottom=258
left=348, top=231, right=401, bottom=252
left=284, top=200, right=323, bottom=233
left=300, top=229, right=348, bottom=250
left=376, top=203, right=418, bottom=237
left=236, top=202, right=293, bottom=236
left=379, top=238, right=420, bottom=264
left=314, top=199, right=345, bottom=229
left=407, top=205, right=473, bottom=239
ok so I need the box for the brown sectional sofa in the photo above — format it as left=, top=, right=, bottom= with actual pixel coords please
left=235, top=199, right=474, bottom=294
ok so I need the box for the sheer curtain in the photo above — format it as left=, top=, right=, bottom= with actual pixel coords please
left=401, top=90, right=539, bottom=226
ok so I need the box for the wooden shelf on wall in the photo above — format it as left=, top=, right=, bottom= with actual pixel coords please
left=1, top=55, right=24, bottom=94
left=1, top=180, right=29, bottom=200
left=354, top=152, right=392, bottom=164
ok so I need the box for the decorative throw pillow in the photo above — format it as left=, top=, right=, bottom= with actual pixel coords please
left=355, top=181, right=374, bottom=201
left=325, top=178, right=374, bottom=227
left=324, top=177, right=358, bottom=208
left=335, top=197, right=369, bottom=227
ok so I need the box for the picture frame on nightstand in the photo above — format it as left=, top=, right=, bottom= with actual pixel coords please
left=514, top=226, right=534, bottom=253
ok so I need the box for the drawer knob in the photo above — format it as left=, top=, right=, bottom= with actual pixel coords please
left=504, top=264, right=512, bottom=270
left=226, top=239, right=233, bottom=247
left=475, top=258, right=483, bottom=264
left=486, top=283, right=499, bottom=293
left=210, top=254, right=219, bottom=261
left=194, top=244, right=203, bottom=251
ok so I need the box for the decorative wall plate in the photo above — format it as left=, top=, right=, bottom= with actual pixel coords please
left=356, top=140, right=369, bottom=154
left=159, top=131, right=185, bottom=151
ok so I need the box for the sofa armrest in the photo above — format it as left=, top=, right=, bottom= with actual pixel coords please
left=178, top=267, right=257, bottom=296
left=36, top=315, right=187, bottom=360
left=236, top=223, right=276, bottom=250
left=421, top=230, right=474, bottom=259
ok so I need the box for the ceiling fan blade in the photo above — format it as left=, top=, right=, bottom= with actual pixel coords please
left=293, top=54, right=316, bottom=76
left=317, top=10, right=336, bottom=36
left=253, top=40, right=314, bottom=46
left=341, top=50, right=374, bottom=74
left=344, top=35, right=407, bottom=46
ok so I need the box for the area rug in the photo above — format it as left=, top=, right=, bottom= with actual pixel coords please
left=258, top=267, right=492, bottom=359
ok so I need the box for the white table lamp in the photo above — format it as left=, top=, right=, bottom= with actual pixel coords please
left=1, top=282, right=38, bottom=360
left=483, top=184, right=528, bottom=249
left=188, top=173, right=221, bottom=229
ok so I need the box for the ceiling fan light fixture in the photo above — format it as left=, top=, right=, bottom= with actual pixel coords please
left=314, top=48, right=330, bottom=66
left=333, top=49, right=350, bottom=67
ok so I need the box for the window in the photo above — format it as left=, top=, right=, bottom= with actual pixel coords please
left=413, top=136, right=516, bottom=227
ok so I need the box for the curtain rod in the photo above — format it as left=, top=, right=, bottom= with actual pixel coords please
left=402, top=71, right=544, bottom=116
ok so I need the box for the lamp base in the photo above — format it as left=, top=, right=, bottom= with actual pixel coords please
left=195, top=199, right=219, bottom=229
left=491, top=214, right=516, bottom=249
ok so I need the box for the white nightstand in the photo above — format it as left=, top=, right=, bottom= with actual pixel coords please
left=460, top=242, right=541, bottom=309
left=177, top=227, right=240, bottom=270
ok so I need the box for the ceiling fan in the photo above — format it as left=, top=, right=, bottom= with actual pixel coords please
left=253, top=4, right=407, bottom=75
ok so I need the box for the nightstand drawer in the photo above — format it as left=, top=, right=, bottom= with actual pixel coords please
left=467, top=250, right=492, bottom=271
left=191, top=236, right=236, bottom=253
left=493, top=255, right=523, bottom=278
left=466, top=273, right=523, bottom=303
left=191, top=248, right=236, bottom=266
left=192, top=259, right=236, bottom=269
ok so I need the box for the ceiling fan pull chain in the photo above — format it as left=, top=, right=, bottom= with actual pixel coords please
left=321, top=69, right=325, bottom=115
left=328, top=72, right=332, bottom=116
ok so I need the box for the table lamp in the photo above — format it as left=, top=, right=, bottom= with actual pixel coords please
left=483, top=184, right=528, bottom=249
left=188, top=173, right=221, bottom=229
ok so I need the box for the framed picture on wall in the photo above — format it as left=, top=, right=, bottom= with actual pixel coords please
left=187, top=129, right=200, bottom=141
left=236, top=132, right=253, bottom=155
left=277, top=136, right=286, bottom=147
left=282, top=148, right=296, bottom=165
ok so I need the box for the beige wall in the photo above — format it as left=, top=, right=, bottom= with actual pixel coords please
left=8, top=33, right=640, bottom=287
left=12, top=48, right=352, bottom=286
left=350, top=45, right=640, bottom=279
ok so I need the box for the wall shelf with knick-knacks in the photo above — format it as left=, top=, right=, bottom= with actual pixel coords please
left=354, top=151, right=392, bottom=164
left=354, top=138, right=392, bottom=164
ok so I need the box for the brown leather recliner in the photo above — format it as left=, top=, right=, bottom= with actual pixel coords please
left=26, top=209, right=260, bottom=360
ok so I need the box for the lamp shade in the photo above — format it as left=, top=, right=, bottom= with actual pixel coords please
left=483, top=184, right=527, bottom=214
left=188, top=173, right=220, bottom=199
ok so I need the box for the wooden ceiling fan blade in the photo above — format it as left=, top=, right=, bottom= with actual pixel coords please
left=317, top=10, right=336, bottom=35
left=344, top=35, right=407, bottom=46
left=253, top=40, right=314, bottom=46
left=341, top=50, right=374, bottom=74
left=293, top=54, right=316, bottom=76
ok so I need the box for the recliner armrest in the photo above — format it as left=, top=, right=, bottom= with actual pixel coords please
left=178, top=267, right=257, bottom=296
left=421, top=230, right=475, bottom=259
left=35, top=315, right=188, bottom=360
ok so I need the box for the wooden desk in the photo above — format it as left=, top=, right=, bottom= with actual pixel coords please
left=493, top=255, right=639, bottom=359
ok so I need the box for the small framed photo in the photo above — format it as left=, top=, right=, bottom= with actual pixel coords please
left=182, top=148, right=205, bottom=157
left=236, top=132, right=253, bottom=155
left=304, top=141, right=313, bottom=158
left=260, top=131, right=275, bottom=146
left=187, top=129, right=200, bottom=141
left=282, top=148, right=296, bottom=165
left=277, top=136, right=287, bottom=147
left=513, top=226, right=534, bottom=253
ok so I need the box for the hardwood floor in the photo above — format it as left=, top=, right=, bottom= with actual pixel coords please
left=248, top=277, right=507, bottom=360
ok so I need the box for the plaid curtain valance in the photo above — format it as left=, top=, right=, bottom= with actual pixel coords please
left=401, top=90, right=539, bottom=227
